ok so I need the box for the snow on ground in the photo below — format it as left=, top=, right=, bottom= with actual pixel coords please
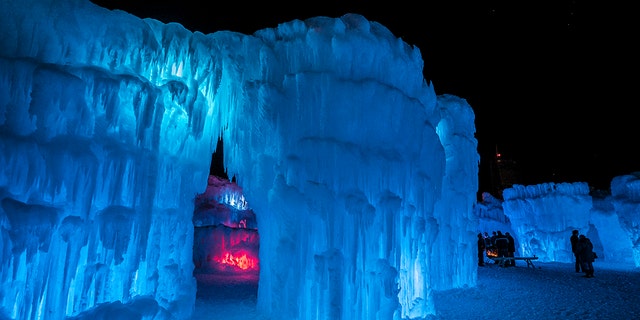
left=192, top=262, right=640, bottom=319
left=192, top=274, right=265, bottom=320
left=432, top=261, right=640, bottom=319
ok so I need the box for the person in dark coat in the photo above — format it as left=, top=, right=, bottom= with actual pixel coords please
left=576, top=235, right=595, bottom=277
left=570, top=230, right=581, bottom=273
left=490, top=231, right=498, bottom=249
left=505, top=232, right=516, bottom=267
left=477, top=233, right=486, bottom=266
left=494, top=231, right=509, bottom=266
left=485, top=231, right=496, bottom=258
left=484, top=232, right=492, bottom=250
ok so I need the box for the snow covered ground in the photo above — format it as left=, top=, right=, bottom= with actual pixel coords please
left=192, top=274, right=264, bottom=320
left=192, top=261, right=640, bottom=319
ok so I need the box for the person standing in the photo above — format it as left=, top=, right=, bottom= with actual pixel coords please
left=577, top=235, right=595, bottom=277
left=490, top=231, right=498, bottom=249
left=494, top=231, right=509, bottom=266
left=505, top=232, right=516, bottom=267
left=570, top=230, right=581, bottom=273
left=477, top=233, right=486, bottom=266
left=484, top=232, right=492, bottom=249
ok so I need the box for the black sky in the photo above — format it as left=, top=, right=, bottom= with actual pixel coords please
left=91, top=0, right=637, bottom=194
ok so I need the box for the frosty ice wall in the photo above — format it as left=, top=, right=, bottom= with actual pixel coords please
left=0, top=1, right=479, bottom=319
left=609, top=174, right=640, bottom=266
left=501, top=180, right=640, bottom=267
left=503, top=182, right=593, bottom=261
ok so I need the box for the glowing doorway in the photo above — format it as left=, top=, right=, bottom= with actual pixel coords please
left=193, top=175, right=260, bottom=292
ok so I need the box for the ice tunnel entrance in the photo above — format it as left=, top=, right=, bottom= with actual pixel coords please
left=192, top=139, right=260, bottom=299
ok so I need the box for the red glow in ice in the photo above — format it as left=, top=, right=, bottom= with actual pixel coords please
left=196, top=226, right=260, bottom=273
left=215, top=252, right=258, bottom=270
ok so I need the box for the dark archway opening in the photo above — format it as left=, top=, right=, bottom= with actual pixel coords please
left=193, top=137, right=260, bottom=300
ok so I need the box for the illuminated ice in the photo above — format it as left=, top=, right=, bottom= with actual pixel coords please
left=0, top=0, right=478, bottom=318
left=492, top=179, right=640, bottom=267
left=3, top=0, right=638, bottom=319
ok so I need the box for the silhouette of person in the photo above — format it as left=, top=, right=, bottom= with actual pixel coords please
left=577, top=235, right=595, bottom=277
left=488, top=231, right=498, bottom=259
left=570, top=230, right=581, bottom=273
left=477, top=233, right=486, bottom=266
left=505, top=232, right=516, bottom=267
left=483, top=232, right=492, bottom=249
left=494, top=231, right=509, bottom=266
left=490, top=231, right=498, bottom=248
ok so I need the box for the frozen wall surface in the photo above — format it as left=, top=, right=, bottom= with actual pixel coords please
left=475, top=192, right=512, bottom=235
left=501, top=181, right=639, bottom=268
left=0, top=0, right=479, bottom=319
left=502, top=182, right=592, bottom=262
left=609, top=173, right=640, bottom=266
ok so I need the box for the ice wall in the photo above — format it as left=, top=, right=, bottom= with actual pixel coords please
left=193, top=176, right=256, bottom=229
left=501, top=181, right=640, bottom=267
left=502, top=183, right=592, bottom=261
left=0, top=1, right=206, bottom=319
left=609, top=173, right=640, bottom=266
left=235, top=16, right=478, bottom=320
left=429, top=94, right=479, bottom=290
left=475, top=192, right=512, bottom=232
left=0, top=1, right=479, bottom=319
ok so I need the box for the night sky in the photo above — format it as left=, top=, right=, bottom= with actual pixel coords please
left=91, top=0, right=636, bottom=193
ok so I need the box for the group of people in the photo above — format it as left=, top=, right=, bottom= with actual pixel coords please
left=570, top=230, right=597, bottom=277
left=476, top=229, right=597, bottom=276
left=477, top=230, right=516, bottom=267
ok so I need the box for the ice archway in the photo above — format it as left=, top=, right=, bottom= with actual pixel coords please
left=0, top=1, right=479, bottom=319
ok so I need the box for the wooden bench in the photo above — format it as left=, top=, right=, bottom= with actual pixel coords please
left=490, top=256, right=538, bottom=268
